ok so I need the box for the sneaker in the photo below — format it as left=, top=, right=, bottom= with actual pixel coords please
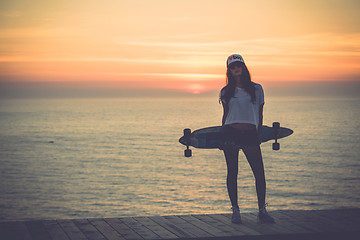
left=257, top=203, right=275, bottom=224
left=231, top=206, right=242, bottom=224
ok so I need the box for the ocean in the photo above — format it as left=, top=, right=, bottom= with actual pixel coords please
left=1, top=89, right=360, bottom=221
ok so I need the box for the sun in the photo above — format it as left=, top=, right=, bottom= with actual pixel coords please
left=187, top=83, right=206, bottom=94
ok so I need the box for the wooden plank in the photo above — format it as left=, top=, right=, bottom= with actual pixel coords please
left=165, top=215, right=215, bottom=238
left=133, top=216, right=178, bottom=239
left=164, top=215, right=211, bottom=238
left=151, top=215, right=213, bottom=239
left=344, top=208, right=360, bottom=217
left=25, top=221, right=52, bottom=240
left=43, top=220, right=70, bottom=240
left=313, top=209, right=359, bottom=231
left=89, top=219, right=125, bottom=240
left=1, top=209, right=360, bottom=240
left=331, top=208, right=360, bottom=218
left=270, top=211, right=315, bottom=233
left=192, top=214, right=244, bottom=237
left=326, top=208, right=360, bottom=218
left=306, top=210, right=343, bottom=229
left=306, top=209, right=359, bottom=232
left=297, top=209, right=349, bottom=232
left=276, top=210, right=327, bottom=233
left=235, top=212, right=282, bottom=235
left=178, top=215, right=231, bottom=238
left=0, top=221, right=33, bottom=240
left=120, top=217, right=161, bottom=240
left=279, top=210, right=342, bottom=233
left=209, top=214, right=261, bottom=236
left=309, top=210, right=348, bottom=227
left=57, top=220, right=88, bottom=240
left=265, top=211, right=313, bottom=234
left=104, top=218, right=144, bottom=240
left=247, top=212, right=303, bottom=234
left=73, top=219, right=106, bottom=240
left=149, top=216, right=193, bottom=239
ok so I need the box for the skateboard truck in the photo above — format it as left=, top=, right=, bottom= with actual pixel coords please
left=272, top=122, right=280, bottom=150
left=183, top=128, right=192, bottom=157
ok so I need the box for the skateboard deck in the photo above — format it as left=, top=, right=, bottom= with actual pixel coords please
left=179, top=122, right=293, bottom=157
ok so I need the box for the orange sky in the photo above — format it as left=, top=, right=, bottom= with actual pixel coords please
left=1, top=0, right=359, bottom=94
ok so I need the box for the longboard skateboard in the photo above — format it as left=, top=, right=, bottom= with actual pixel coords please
left=179, top=122, right=293, bottom=157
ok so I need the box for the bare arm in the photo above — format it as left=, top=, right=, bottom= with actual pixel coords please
left=258, top=103, right=264, bottom=136
left=222, top=102, right=229, bottom=126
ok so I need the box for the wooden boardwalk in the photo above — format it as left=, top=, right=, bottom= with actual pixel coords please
left=1, top=208, right=359, bottom=240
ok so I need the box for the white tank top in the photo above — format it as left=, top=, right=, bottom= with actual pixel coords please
left=221, top=84, right=264, bottom=129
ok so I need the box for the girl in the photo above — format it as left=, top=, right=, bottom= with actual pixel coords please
left=220, top=54, right=275, bottom=224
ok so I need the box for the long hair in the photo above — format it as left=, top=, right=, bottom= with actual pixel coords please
left=219, top=62, right=256, bottom=104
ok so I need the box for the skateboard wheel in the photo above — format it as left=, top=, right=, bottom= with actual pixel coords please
left=273, top=122, right=280, bottom=129
left=273, top=142, right=280, bottom=150
left=184, top=128, right=191, bottom=137
left=185, top=149, right=192, bottom=157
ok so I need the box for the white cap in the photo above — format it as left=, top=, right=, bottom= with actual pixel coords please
left=227, top=54, right=244, bottom=67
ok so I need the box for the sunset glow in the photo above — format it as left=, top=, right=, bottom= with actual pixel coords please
left=1, top=0, right=359, bottom=94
